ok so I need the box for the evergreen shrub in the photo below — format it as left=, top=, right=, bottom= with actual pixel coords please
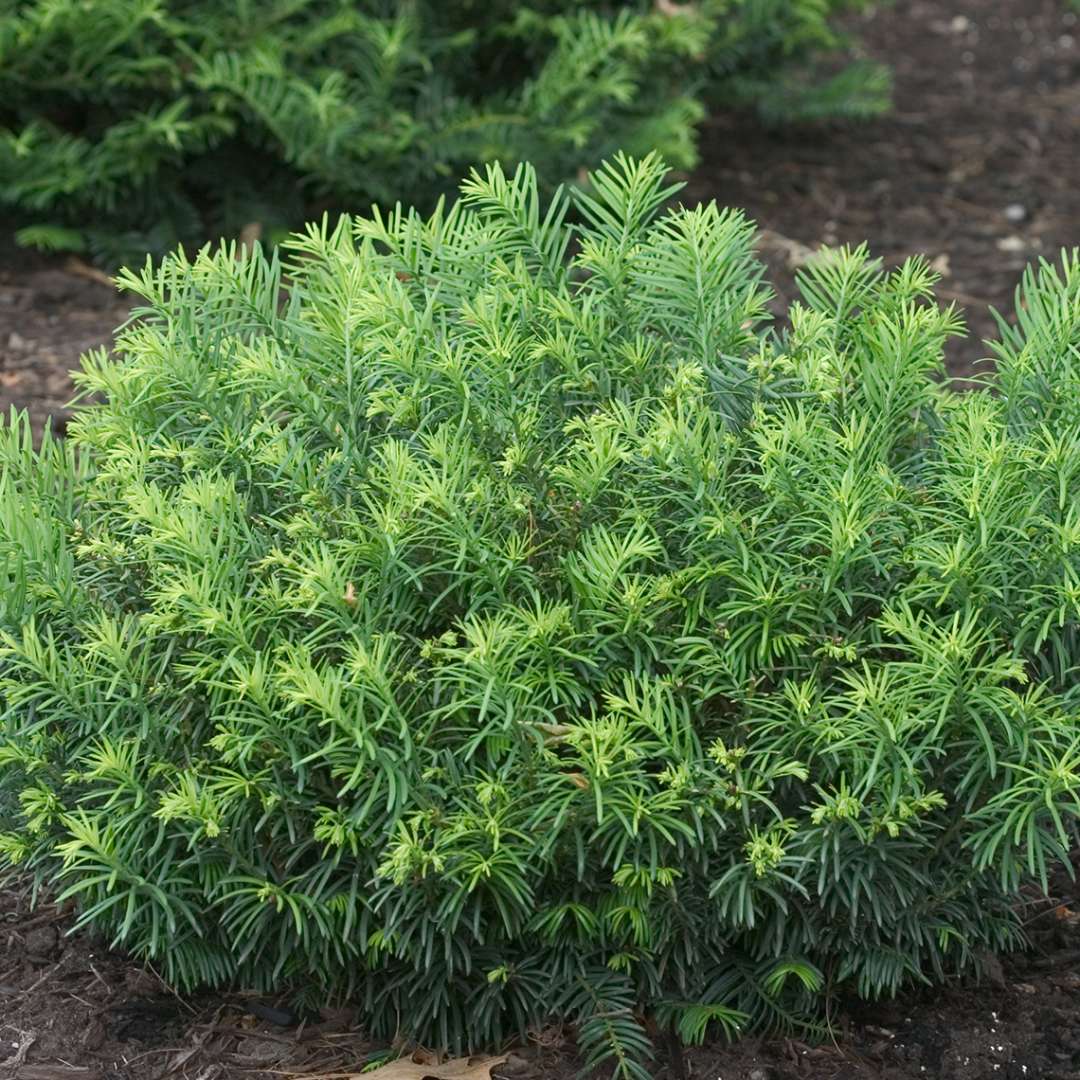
left=0, top=0, right=887, bottom=263
left=2, top=156, right=1080, bottom=1076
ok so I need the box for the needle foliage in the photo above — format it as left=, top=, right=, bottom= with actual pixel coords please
left=0, top=0, right=887, bottom=263
left=2, top=156, right=1080, bottom=1076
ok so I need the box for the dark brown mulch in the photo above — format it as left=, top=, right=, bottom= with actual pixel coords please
left=6, top=871, right=1080, bottom=1080
left=686, top=0, right=1080, bottom=380
left=0, top=246, right=128, bottom=439
left=0, top=879, right=376, bottom=1080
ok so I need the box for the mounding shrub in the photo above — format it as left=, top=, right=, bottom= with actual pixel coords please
left=0, top=0, right=888, bottom=263
left=3, top=155, right=1080, bottom=1075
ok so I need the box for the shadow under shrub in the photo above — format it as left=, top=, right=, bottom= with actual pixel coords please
left=2, top=155, right=1080, bottom=1076
left=0, top=0, right=887, bottom=264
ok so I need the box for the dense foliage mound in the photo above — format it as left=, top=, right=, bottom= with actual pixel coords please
left=3, top=156, right=1080, bottom=1076
left=0, top=0, right=887, bottom=263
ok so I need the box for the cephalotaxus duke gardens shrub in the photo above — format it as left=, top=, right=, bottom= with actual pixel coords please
left=2, top=155, right=1080, bottom=1076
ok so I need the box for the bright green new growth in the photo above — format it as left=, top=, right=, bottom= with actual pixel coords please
left=2, top=155, right=1080, bottom=1076
left=0, top=0, right=888, bottom=263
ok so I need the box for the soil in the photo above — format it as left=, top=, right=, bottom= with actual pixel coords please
left=2, top=0, right=1080, bottom=1078
left=6, top=872, right=1080, bottom=1080
left=0, top=246, right=128, bottom=439
left=686, top=0, right=1080, bottom=380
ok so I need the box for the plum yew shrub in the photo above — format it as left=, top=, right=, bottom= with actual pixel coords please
left=2, top=156, right=1080, bottom=1075
left=0, top=0, right=887, bottom=263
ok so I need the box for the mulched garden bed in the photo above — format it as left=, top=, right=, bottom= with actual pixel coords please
left=6, top=870, right=1080, bottom=1080
left=1, top=0, right=1080, bottom=1077
left=687, top=0, right=1080, bottom=381
left=0, top=249, right=128, bottom=441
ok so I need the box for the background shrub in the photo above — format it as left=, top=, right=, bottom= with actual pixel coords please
left=0, top=0, right=888, bottom=264
left=3, top=156, right=1079, bottom=1076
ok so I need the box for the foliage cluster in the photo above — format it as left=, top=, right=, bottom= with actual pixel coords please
left=3, top=156, right=1080, bottom=1076
left=0, top=0, right=887, bottom=263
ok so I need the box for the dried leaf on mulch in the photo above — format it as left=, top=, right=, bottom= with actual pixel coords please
left=304, top=1054, right=508, bottom=1080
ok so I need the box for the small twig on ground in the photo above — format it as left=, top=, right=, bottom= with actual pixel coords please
left=199, top=1024, right=297, bottom=1046
left=61, top=990, right=98, bottom=1010
left=106, top=1045, right=180, bottom=1068
left=62, top=257, right=115, bottom=289
left=16, top=959, right=63, bottom=1000
left=9, top=907, right=64, bottom=934
left=145, top=962, right=198, bottom=1014
left=87, top=963, right=111, bottom=996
